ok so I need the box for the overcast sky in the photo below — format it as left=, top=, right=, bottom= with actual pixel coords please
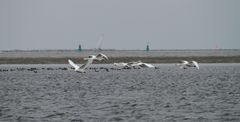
left=0, top=0, right=239, bottom=50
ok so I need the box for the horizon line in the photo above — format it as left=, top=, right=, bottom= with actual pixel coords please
left=1, top=48, right=240, bottom=52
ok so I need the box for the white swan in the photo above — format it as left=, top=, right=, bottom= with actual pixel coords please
left=177, top=60, right=199, bottom=69
left=68, top=53, right=108, bottom=73
left=68, top=59, right=93, bottom=73
left=131, top=61, right=155, bottom=68
left=138, top=62, right=155, bottom=68
left=189, top=61, right=200, bottom=69
left=114, top=61, right=155, bottom=68
left=177, top=60, right=189, bottom=69
left=113, top=62, right=129, bottom=67
left=84, top=53, right=108, bottom=61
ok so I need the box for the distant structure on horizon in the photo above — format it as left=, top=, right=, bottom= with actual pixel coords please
left=78, top=44, right=82, bottom=52
left=146, top=42, right=150, bottom=52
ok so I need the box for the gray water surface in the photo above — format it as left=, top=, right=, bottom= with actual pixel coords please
left=0, top=64, right=240, bottom=121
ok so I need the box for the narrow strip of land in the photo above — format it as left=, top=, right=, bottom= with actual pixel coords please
left=1, top=56, right=240, bottom=64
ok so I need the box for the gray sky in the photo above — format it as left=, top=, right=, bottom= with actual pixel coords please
left=0, top=0, right=240, bottom=50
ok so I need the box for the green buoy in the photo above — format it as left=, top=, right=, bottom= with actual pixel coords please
left=78, top=44, right=82, bottom=52
left=146, top=42, right=150, bottom=52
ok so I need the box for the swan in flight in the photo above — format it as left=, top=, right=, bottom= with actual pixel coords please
left=132, top=61, right=155, bottom=68
left=68, top=53, right=108, bottom=73
left=177, top=60, right=199, bottom=69
left=68, top=59, right=93, bottom=73
left=137, top=62, right=155, bottom=68
left=84, top=53, right=108, bottom=61
left=189, top=61, right=200, bottom=69
left=114, top=61, right=155, bottom=68
left=177, top=60, right=189, bottom=69
left=113, top=62, right=129, bottom=67
left=96, top=34, right=104, bottom=51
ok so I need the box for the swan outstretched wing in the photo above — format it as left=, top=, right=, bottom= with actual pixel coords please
left=191, top=61, right=199, bottom=69
left=80, top=59, right=93, bottom=70
left=127, top=61, right=139, bottom=66
left=68, top=59, right=80, bottom=70
left=139, top=63, right=155, bottom=68
left=181, top=60, right=189, bottom=65
left=96, top=53, right=109, bottom=60
left=114, top=62, right=127, bottom=66
left=96, top=34, right=104, bottom=50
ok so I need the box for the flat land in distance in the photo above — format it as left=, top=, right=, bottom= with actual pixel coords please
left=0, top=50, right=240, bottom=64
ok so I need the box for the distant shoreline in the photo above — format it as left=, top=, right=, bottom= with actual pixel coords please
left=1, top=56, right=240, bottom=64
left=1, top=50, right=240, bottom=64
left=1, top=49, right=240, bottom=51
